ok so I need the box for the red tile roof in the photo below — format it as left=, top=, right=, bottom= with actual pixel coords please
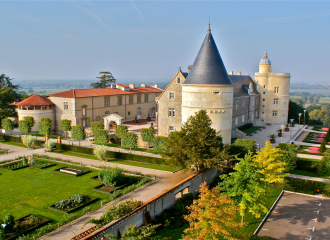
left=16, top=94, right=55, bottom=106
left=48, top=86, right=162, bottom=98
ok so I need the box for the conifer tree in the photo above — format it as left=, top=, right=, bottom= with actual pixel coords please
left=319, top=140, right=326, bottom=153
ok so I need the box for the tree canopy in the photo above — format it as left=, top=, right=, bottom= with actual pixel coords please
left=1, top=118, right=14, bottom=133
left=91, top=122, right=104, bottom=135
left=161, top=110, right=224, bottom=172
left=60, top=119, right=71, bottom=138
left=288, top=100, right=309, bottom=124
left=141, top=128, right=155, bottom=150
left=0, top=74, right=18, bottom=123
left=91, top=71, right=116, bottom=88
left=115, top=125, right=128, bottom=146
left=95, top=129, right=109, bottom=145
left=38, top=118, right=52, bottom=136
left=71, top=125, right=86, bottom=144
left=122, top=132, right=138, bottom=151
left=24, top=116, right=35, bottom=129
left=19, top=120, right=31, bottom=135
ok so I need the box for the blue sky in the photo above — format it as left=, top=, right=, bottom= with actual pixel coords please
left=1, top=1, right=329, bottom=84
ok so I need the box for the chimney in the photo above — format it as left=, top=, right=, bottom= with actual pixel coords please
left=141, top=84, right=146, bottom=87
left=129, top=84, right=135, bottom=89
left=228, top=71, right=233, bottom=75
left=178, top=67, right=181, bottom=71
left=237, top=71, right=241, bottom=75
left=188, top=65, right=192, bottom=73
left=153, top=84, right=158, bottom=88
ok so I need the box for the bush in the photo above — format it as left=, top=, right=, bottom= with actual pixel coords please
left=54, top=194, right=86, bottom=210
left=91, top=122, right=104, bottom=135
left=238, top=123, right=253, bottom=131
left=236, top=138, right=257, bottom=153
left=2, top=118, right=14, bottom=132
left=94, top=129, right=109, bottom=145
left=275, top=177, right=330, bottom=195
left=93, top=145, right=107, bottom=161
left=71, top=125, right=86, bottom=143
left=225, top=144, right=248, bottom=159
left=43, top=141, right=56, bottom=152
left=98, top=167, right=125, bottom=186
left=24, top=116, right=35, bottom=129
left=122, top=132, right=138, bottom=150
left=4, top=214, right=14, bottom=232
left=38, top=118, right=52, bottom=136
left=141, top=128, right=155, bottom=149
left=319, top=140, right=326, bottom=153
left=318, top=151, right=330, bottom=175
left=22, top=156, right=28, bottom=166
left=19, top=120, right=31, bottom=135
left=296, top=158, right=320, bottom=172
left=153, top=136, right=167, bottom=152
left=277, top=143, right=298, bottom=170
left=21, top=135, right=37, bottom=149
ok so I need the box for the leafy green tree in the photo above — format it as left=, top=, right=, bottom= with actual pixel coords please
left=306, top=104, right=321, bottom=113
left=288, top=100, right=309, bottom=124
left=153, top=136, right=167, bottom=153
left=91, top=71, right=116, bottom=88
left=71, top=125, right=86, bottom=145
left=301, top=95, right=307, bottom=103
left=235, top=139, right=257, bottom=154
left=141, top=128, right=155, bottom=151
left=60, top=119, right=71, bottom=138
left=115, top=125, right=128, bottom=146
left=318, top=151, right=330, bottom=175
left=0, top=74, right=18, bottom=123
left=161, top=110, right=224, bottom=172
left=309, top=109, right=326, bottom=125
left=93, top=145, right=108, bottom=162
left=219, top=153, right=268, bottom=223
left=19, top=120, right=31, bottom=136
left=278, top=143, right=298, bottom=170
left=1, top=118, right=14, bottom=134
left=95, top=129, right=109, bottom=145
left=319, top=140, right=326, bottom=153
left=91, top=122, right=104, bottom=135
left=24, top=116, right=35, bottom=130
left=106, top=224, right=165, bottom=240
left=38, top=118, right=52, bottom=137
left=122, top=132, right=138, bottom=151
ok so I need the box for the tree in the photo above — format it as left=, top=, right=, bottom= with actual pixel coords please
left=254, top=141, right=288, bottom=186
left=122, top=132, right=137, bottom=151
left=19, top=120, right=31, bottom=136
left=219, top=153, right=267, bottom=223
left=235, top=139, right=257, bottom=154
left=93, top=145, right=108, bottom=162
left=91, top=71, right=116, bottom=88
left=95, top=129, right=109, bottom=145
left=115, top=125, right=128, bottom=147
left=301, top=95, right=307, bottom=103
left=183, top=183, right=244, bottom=240
left=309, top=109, right=327, bottom=124
left=306, top=104, right=321, bottom=113
left=24, top=116, right=35, bottom=130
left=277, top=143, right=298, bottom=170
left=71, top=125, right=86, bottom=146
left=91, top=122, right=104, bottom=135
left=308, top=95, right=314, bottom=103
left=38, top=118, right=52, bottom=137
left=3, top=214, right=15, bottom=232
left=319, top=140, right=326, bottom=153
left=291, top=97, right=304, bottom=107
left=288, top=100, right=309, bottom=124
left=161, top=110, right=224, bottom=172
left=153, top=136, right=167, bottom=152
left=0, top=74, right=18, bottom=123
left=141, top=128, right=155, bottom=150
left=60, top=119, right=71, bottom=138
left=318, top=151, right=330, bottom=175
left=1, top=118, right=14, bottom=134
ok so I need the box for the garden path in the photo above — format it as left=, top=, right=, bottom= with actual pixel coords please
left=0, top=143, right=193, bottom=240
left=297, top=153, right=322, bottom=160
left=289, top=174, right=330, bottom=183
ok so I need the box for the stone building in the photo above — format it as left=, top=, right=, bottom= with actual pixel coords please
left=156, top=25, right=290, bottom=144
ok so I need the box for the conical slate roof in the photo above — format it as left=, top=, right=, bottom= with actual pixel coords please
left=184, top=27, right=232, bottom=85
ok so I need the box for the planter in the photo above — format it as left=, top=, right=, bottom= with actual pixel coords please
left=278, top=133, right=282, bottom=137
left=258, top=128, right=262, bottom=131
left=284, top=128, right=289, bottom=132
left=270, top=139, right=275, bottom=143
left=146, top=118, right=151, bottom=121
left=133, top=120, right=138, bottom=123
left=291, top=124, right=295, bottom=127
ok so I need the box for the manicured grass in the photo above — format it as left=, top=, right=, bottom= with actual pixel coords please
left=53, top=150, right=177, bottom=172
left=0, top=141, right=29, bottom=148
left=289, top=170, right=329, bottom=179
left=154, top=223, right=189, bottom=240
left=94, top=143, right=159, bottom=154
left=242, top=127, right=262, bottom=135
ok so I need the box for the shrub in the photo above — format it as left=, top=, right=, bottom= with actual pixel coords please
left=278, top=143, right=298, bottom=170
left=94, top=129, right=109, bottom=145
left=91, top=122, right=104, bottom=135
left=319, top=140, right=326, bottom=153
left=21, top=135, right=37, bottom=149
left=236, top=139, right=257, bottom=153
left=122, top=132, right=138, bottom=150
left=98, top=167, right=125, bottom=186
left=296, top=158, right=320, bottom=172
left=153, top=136, right=167, bottom=152
left=54, top=194, right=86, bottom=210
left=24, top=116, right=35, bottom=129
left=60, top=119, right=71, bottom=138
left=141, top=128, right=155, bottom=150
left=4, top=214, right=14, bottom=232
left=238, top=123, right=253, bottom=131
left=19, top=120, right=31, bottom=135
left=43, top=140, right=56, bottom=152
left=93, top=145, right=107, bottom=161
left=318, top=151, right=330, bottom=175
left=115, top=125, right=128, bottom=146
left=22, top=156, right=27, bottom=166
left=2, top=118, right=14, bottom=133
left=71, top=125, right=86, bottom=144
left=225, top=144, right=248, bottom=159
left=38, top=118, right=52, bottom=136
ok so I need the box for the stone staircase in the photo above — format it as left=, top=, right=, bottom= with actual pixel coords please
left=232, top=128, right=246, bottom=138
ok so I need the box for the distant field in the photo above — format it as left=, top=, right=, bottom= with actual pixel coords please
left=320, top=97, right=330, bottom=102
left=290, top=89, right=330, bottom=93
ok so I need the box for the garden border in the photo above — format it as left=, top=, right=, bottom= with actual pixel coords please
left=48, top=197, right=98, bottom=214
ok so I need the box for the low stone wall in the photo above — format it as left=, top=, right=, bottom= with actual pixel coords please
left=75, top=168, right=218, bottom=240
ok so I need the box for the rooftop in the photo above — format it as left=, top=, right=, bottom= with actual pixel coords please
left=16, top=94, right=55, bottom=106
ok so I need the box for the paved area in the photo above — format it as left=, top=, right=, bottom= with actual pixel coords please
left=288, top=174, right=330, bottom=183
left=0, top=143, right=193, bottom=240
left=258, top=191, right=330, bottom=240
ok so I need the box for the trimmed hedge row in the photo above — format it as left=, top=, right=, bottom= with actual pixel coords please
left=238, top=123, right=253, bottom=131
left=296, top=158, right=320, bottom=173
left=0, top=134, right=44, bottom=146
left=276, top=177, right=330, bottom=195
left=55, top=143, right=168, bottom=166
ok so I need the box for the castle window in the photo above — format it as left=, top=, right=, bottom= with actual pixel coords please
left=274, top=87, right=279, bottom=93
left=214, top=91, right=220, bottom=95
left=177, top=77, right=181, bottom=83
left=82, top=108, right=86, bottom=116
left=273, top=111, right=278, bottom=117
left=96, top=116, right=100, bottom=121
left=235, top=102, right=238, bottom=110
left=263, top=85, right=266, bottom=88
left=169, top=126, right=175, bottom=134
left=104, top=97, right=110, bottom=107
left=117, top=96, right=122, bottom=106
left=255, top=110, right=258, bottom=117
left=262, top=105, right=265, bottom=108
left=63, top=102, right=68, bottom=110
left=263, top=91, right=265, bottom=94
left=168, top=108, right=175, bottom=117
left=129, top=95, right=133, bottom=104
left=262, top=111, right=264, bottom=114
left=128, top=111, right=130, bottom=116
left=169, top=92, right=175, bottom=99
left=137, top=95, right=141, bottom=103
left=242, top=115, right=245, bottom=123
left=235, top=117, right=238, bottom=126
left=274, top=98, right=279, bottom=104
left=242, top=101, right=245, bottom=108
left=263, top=98, right=265, bottom=101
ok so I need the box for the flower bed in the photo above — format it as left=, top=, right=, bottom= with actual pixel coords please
left=307, top=146, right=321, bottom=154
left=92, top=176, right=141, bottom=194
left=53, top=167, right=89, bottom=176
left=49, top=194, right=97, bottom=214
left=5, top=214, right=51, bottom=240
left=1, top=161, right=28, bottom=171
left=29, top=160, right=56, bottom=169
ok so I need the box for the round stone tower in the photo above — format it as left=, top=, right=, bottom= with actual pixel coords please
left=182, top=24, right=234, bottom=145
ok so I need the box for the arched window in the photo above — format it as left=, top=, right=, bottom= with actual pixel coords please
left=137, top=107, right=141, bottom=117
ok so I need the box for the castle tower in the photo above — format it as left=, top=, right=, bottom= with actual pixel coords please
left=254, top=51, right=290, bottom=124
left=182, top=24, right=234, bottom=145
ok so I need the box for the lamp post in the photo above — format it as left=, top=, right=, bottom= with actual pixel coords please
left=290, top=118, right=294, bottom=143
left=280, top=124, right=285, bottom=143
left=298, top=113, right=302, bottom=131
left=304, top=109, right=307, bottom=126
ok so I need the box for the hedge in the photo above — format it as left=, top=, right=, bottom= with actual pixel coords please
left=238, top=123, right=253, bottom=131
left=0, top=135, right=44, bottom=147
left=55, top=143, right=168, bottom=166
left=276, top=177, right=330, bottom=195
left=295, top=158, right=320, bottom=173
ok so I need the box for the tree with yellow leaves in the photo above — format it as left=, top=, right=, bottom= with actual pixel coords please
left=183, top=182, right=245, bottom=240
left=254, top=141, right=288, bottom=186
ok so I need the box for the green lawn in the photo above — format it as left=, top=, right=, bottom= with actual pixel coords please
left=94, top=143, right=159, bottom=154
left=289, top=170, right=329, bottom=179
left=53, top=150, right=177, bottom=172
left=242, top=127, right=262, bottom=135
left=0, top=141, right=29, bottom=148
